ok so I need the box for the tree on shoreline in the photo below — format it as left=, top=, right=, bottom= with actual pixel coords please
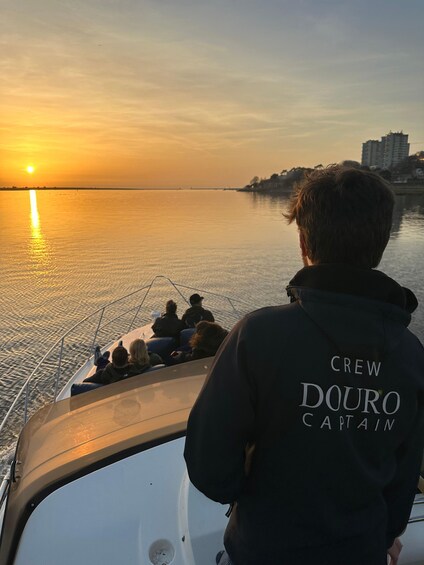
left=241, top=153, right=424, bottom=193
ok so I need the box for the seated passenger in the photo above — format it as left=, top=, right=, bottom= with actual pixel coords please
left=181, top=294, right=215, bottom=328
left=171, top=321, right=228, bottom=363
left=152, top=299, right=184, bottom=339
left=85, top=346, right=137, bottom=385
left=129, top=338, right=162, bottom=372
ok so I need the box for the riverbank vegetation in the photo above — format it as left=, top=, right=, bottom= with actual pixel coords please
left=240, top=153, right=424, bottom=193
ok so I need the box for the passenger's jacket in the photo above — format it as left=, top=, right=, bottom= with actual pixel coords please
left=86, top=363, right=139, bottom=385
left=148, top=352, right=164, bottom=366
left=184, top=264, right=424, bottom=565
left=152, top=313, right=184, bottom=339
left=181, top=305, right=214, bottom=328
left=130, top=361, right=152, bottom=375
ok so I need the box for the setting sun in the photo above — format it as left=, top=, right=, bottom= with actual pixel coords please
left=26, top=165, right=35, bottom=174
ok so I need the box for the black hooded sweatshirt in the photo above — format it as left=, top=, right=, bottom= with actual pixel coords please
left=184, top=265, right=424, bottom=565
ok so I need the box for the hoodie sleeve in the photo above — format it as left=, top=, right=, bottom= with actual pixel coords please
left=384, top=400, right=424, bottom=548
left=184, top=319, right=255, bottom=504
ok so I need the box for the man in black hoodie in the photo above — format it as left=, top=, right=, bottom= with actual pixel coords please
left=184, top=167, right=424, bottom=565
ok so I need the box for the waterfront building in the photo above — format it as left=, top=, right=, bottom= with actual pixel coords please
left=380, top=132, right=409, bottom=169
left=361, top=140, right=380, bottom=167
left=361, top=131, right=409, bottom=169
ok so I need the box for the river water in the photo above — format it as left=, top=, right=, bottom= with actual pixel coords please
left=0, top=189, right=423, bottom=420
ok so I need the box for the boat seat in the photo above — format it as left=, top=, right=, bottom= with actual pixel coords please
left=146, top=337, right=177, bottom=361
left=145, top=364, right=166, bottom=372
left=70, top=382, right=103, bottom=396
left=71, top=366, right=167, bottom=396
left=180, top=328, right=196, bottom=348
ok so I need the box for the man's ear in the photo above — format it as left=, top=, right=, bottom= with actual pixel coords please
left=299, top=232, right=308, bottom=258
left=299, top=232, right=312, bottom=266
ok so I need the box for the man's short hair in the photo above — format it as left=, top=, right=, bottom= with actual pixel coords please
left=285, top=166, right=395, bottom=268
left=189, top=293, right=204, bottom=305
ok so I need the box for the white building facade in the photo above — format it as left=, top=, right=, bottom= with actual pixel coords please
left=380, top=132, right=410, bottom=169
left=361, top=140, right=381, bottom=167
left=361, top=132, right=409, bottom=169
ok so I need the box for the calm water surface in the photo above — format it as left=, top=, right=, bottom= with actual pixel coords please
left=0, top=189, right=423, bottom=415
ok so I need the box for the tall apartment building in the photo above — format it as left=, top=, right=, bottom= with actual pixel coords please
left=361, top=140, right=380, bottom=167
left=361, top=131, right=409, bottom=169
left=380, top=132, right=409, bottom=169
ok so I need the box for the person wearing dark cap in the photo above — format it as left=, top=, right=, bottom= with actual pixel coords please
left=85, top=345, right=137, bottom=385
left=181, top=293, right=215, bottom=328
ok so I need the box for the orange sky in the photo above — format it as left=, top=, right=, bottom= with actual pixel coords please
left=1, top=1, right=423, bottom=188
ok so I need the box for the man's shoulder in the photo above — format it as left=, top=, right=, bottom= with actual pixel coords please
left=245, top=302, right=299, bottom=320
left=183, top=306, right=195, bottom=314
left=237, top=302, right=301, bottom=332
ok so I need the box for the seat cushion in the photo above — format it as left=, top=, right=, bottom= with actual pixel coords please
left=71, top=382, right=104, bottom=396
left=146, top=337, right=177, bottom=360
left=180, top=328, right=196, bottom=348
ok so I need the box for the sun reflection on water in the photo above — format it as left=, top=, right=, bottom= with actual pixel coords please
left=30, top=190, right=40, bottom=229
left=29, top=190, right=49, bottom=265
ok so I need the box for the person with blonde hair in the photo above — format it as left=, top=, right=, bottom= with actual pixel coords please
left=129, top=338, right=163, bottom=373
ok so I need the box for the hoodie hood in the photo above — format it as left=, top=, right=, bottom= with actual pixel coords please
left=286, top=264, right=418, bottom=360
left=287, top=264, right=418, bottom=313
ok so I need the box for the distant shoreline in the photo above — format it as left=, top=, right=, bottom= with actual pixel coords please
left=238, top=183, right=424, bottom=196
left=1, top=185, right=423, bottom=195
left=0, top=187, right=239, bottom=192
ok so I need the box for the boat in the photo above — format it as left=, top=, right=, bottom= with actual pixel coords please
left=0, top=276, right=422, bottom=565
left=0, top=277, right=250, bottom=565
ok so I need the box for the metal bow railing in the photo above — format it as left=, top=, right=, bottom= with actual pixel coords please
left=0, top=276, right=251, bottom=477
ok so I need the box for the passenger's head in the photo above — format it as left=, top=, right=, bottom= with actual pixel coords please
left=129, top=338, right=150, bottom=366
left=112, top=346, right=129, bottom=368
left=190, top=321, right=228, bottom=355
left=166, top=300, right=177, bottom=315
left=189, top=293, right=203, bottom=306
left=285, top=166, right=394, bottom=268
